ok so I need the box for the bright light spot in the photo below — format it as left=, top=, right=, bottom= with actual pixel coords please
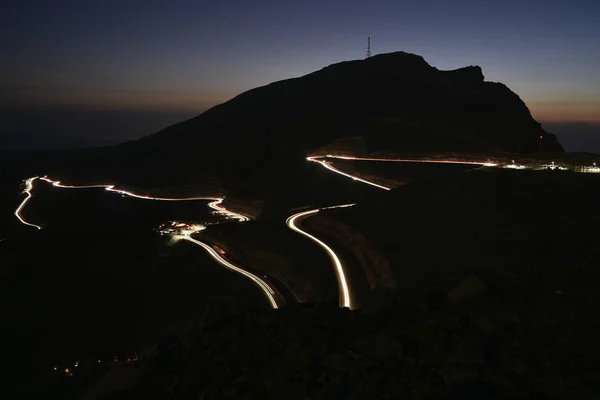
left=503, top=164, right=526, bottom=170
left=581, top=166, right=600, bottom=173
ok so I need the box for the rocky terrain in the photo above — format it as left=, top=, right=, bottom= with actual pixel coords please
left=90, top=167, right=600, bottom=400
left=108, top=271, right=599, bottom=400
left=307, top=215, right=396, bottom=290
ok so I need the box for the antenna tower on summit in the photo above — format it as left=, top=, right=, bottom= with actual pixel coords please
left=365, top=36, right=372, bottom=58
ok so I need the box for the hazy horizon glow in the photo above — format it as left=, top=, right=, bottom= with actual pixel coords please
left=1, top=0, right=599, bottom=123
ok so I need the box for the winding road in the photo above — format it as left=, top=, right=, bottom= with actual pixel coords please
left=38, top=177, right=249, bottom=222
left=179, top=227, right=281, bottom=309
left=12, top=155, right=513, bottom=311
left=286, top=204, right=355, bottom=309
left=12, top=176, right=281, bottom=309
left=306, top=155, right=498, bottom=190
left=285, top=155, right=500, bottom=309
left=14, top=177, right=43, bottom=230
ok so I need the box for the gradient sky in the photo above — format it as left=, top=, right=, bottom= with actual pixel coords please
left=1, top=0, right=599, bottom=123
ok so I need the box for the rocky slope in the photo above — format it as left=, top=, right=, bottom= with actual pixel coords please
left=109, top=272, right=599, bottom=400
left=86, top=167, right=600, bottom=400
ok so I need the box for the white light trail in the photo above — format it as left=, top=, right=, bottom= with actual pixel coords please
left=323, top=154, right=499, bottom=166
left=307, top=157, right=391, bottom=190
left=207, top=199, right=249, bottom=222
left=179, top=228, right=279, bottom=309
left=40, top=177, right=220, bottom=202
left=307, top=155, right=500, bottom=190
left=15, top=176, right=250, bottom=229
left=15, top=176, right=269, bottom=306
left=286, top=204, right=355, bottom=309
left=14, top=177, right=42, bottom=230
left=301, top=154, right=501, bottom=308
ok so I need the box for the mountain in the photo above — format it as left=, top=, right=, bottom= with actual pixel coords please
left=38, top=51, right=563, bottom=192
left=543, top=122, right=600, bottom=154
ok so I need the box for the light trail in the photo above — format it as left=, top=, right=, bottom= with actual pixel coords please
left=15, top=176, right=250, bottom=229
left=307, top=157, right=391, bottom=190
left=299, top=154, right=499, bottom=307
left=15, top=176, right=273, bottom=308
left=299, top=155, right=497, bottom=306
left=322, top=154, right=499, bottom=166
left=14, top=177, right=42, bottom=230
left=307, top=155, right=498, bottom=190
left=40, top=177, right=248, bottom=221
left=207, top=199, right=250, bottom=222
left=178, top=227, right=280, bottom=309
left=39, top=177, right=220, bottom=201
left=286, top=203, right=355, bottom=309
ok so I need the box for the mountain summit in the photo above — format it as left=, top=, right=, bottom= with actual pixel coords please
left=56, top=51, right=564, bottom=188
left=136, top=51, right=561, bottom=155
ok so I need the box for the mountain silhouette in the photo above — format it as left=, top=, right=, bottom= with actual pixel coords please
left=44, top=51, right=564, bottom=190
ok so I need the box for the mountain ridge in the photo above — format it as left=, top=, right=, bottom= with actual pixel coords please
left=135, top=51, right=561, bottom=154
left=39, top=51, right=563, bottom=193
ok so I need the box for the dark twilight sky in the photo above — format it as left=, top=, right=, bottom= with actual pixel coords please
left=1, top=0, right=599, bottom=147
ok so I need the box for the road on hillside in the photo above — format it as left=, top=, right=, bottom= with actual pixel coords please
left=285, top=154, right=501, bottom=310
left=286, top=204, right=355, bottom=309
left=181, top=230, right=283, bottom=309
left=13, top=176, right=284, bottom=310
left=17, top=153, right=567, bottom=312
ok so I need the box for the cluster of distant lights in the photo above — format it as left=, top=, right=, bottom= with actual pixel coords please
left=157, top=220, right=206, bottom=236
left=501, top=160, right=598, bottom=172
left=52, top=355, right=139, bottom=377
left=311, top=154, right=600, bottom=176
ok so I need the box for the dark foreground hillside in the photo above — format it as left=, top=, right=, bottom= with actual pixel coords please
left=329, top=168, right=600, bottom=302
left=94, top=169, right=600, bottom=399
left=109, top=275, right=599, bottom=400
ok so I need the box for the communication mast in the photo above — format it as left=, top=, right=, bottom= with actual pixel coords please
left=365, top=36, right=372, bottom=58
